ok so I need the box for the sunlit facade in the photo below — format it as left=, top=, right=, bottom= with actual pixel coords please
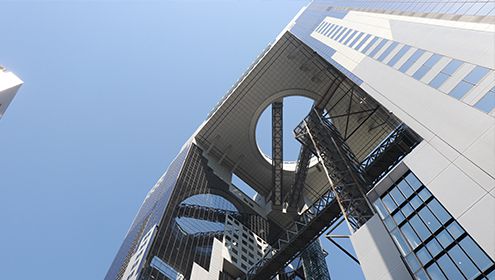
left=0, top=66, right=22, bottom=119
left=106, top=1, right=495, bottom=279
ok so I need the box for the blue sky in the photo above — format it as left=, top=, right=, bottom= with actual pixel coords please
left=0, top=1, right=363, bottom=279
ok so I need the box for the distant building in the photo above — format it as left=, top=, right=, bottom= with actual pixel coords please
left=0, top=66, right=23, bottom=119
left=106, top=1, right=495, bottom=279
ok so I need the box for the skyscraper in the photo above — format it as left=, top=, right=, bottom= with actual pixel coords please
left=0, top=66, right=22, bottom=119
left=106, top=1, right=495, bottom=279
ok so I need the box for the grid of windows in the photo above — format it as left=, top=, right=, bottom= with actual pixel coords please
left=313, top=21, right=495, bottom=115
left=373, top=171, right=495, bottom=280
left=474, top=86, right=495, bottom=113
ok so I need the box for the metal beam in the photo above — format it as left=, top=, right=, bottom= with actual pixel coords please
left=272, top=100, right=283, bottom=206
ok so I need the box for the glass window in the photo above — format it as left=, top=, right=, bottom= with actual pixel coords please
left=418, top=206, right=441, bottom=233
left=418, top=188, right=432, bottom=201
left=401, top=222, right=422, bottom=249
left=343, top=30, right=358, bottom=45
left=410, top=196, right=423, bottom=210
left=316, top=22, right=327, bottom=33
left=393, top=211, right=405, bottom=224
left=446, top=221, right=464, bottom=239
left=429, top=72, right=449, bottom=89
left=474, top=87, right=495, bottom=113
left=414, top=269, right=429, bottom=280
left=384, top=215, right=396, bottom=231
left=338, top=29, right=353, bottom=43
left=426, top=263, right=447, bottom=280
left=410, top=214, right=431, bottom=241
left=459, top=236, right=493, bottom=271
left=397, top=180, right=414, bottom=199
left=391, top=228, right=411, bottom=256
left=387, top=45, right=411, bottom=67
left=401, top=203, right=414, bottom=218
left=412, top=54, right=442, bottom=80
left=399, top=49, right=425, bottom=73
left=404, top=172, right=422, bottom=190
left=349, top=32, right=364, bottom=48
left=390, top=187, right=406, bottom=206
left=382, top=193, right=397, bottom=212
left=427, top=199, right=450, bottom=224
left=437, top=229, right=454, bottom=248
left=464, top=66, right=489, bottom=84
left=443, top=59, right=463, bottom=75
left=377, top=41, right=399, bottom=61
left=330, top=26, right=343, bottom=39
left=361, top=37, right=379, bottom=54
left=334, top=27, right=348, bottom=40
left=449, top=81, right=474, bottom=99
left=406, top=253, right=421, bottom=273
left=373, top=199, right=388, bottom=219
left=437, top=254, right=464, bottom=279
left=448, top=244, right=480, bottom=279
left=354, top=34, right=371, bottom=50
left=426, top=239, right=443, bottom=257
left=324, top=25, right=336, bottom=36
left=417, top=246, right=432, bottom=265
left=368, top=39, right=389, bottom=57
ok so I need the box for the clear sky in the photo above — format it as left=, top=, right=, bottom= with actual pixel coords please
left=0, top=1, right=364, bottom=279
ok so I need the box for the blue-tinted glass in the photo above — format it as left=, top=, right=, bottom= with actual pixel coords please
left=391, top=228, right=411, bottom=255
left=448, top=245, right=480, bottom=279
left=487, top=269, right=495, bottom=279
left=424, top=54, right=442, bottom=68
left=417, top=246, right=432, bottom=265
left=316, top=22, right=327, bottom=33
left=382, top=193, right=397, bottom=212
left=368, top=39, right=389, bottom=57
left=437, top=254, right=465, bottom=280
left=442, top=59, right=463, bottom=75
left=330, top=26, right=343, bottom=39
left=334, top=27, right=348, bottom=40
left=419, top=206, right=441, bottom=233
left=418, top=188, right=432, bottom=201
left=464, top=66, right=490, bottom=85
left=377, top=41, right=399, bottom=61
left=427, top=199, right=450, bottom=225
left=349, top=32, right=364, bottom=48
left=437, top=229, right=454, bottom=248
left=373, top=199, right=388, bottom=219
left=387, top=45, right=411, bottom=66
left=343, top=30, right=358, bottom=45
left=459, top=237, right=493, bottom=271
left=474, top=88, right=495, bottom=113
left=390, top=187, right=406, bottom=205
left=411, top=196, right=423, bottom=210
left=401, top=222, right=422, bottom=249
left=406, top=253, right=421, bottom=272
left=397, top=180, right=414, bottom=199
left=361, top=37, right=379, bottom=54
left=384, top=216, right=396, bottom=231
left=324, top=25, right=336, bottom=36
left=402, top=203, right=414, bottom=218
left=354, top=34, right=371, bottom=50
left=429, top=72, right=449, bottom=89
left=413, top=65, right=432, bottom=80
left=338, top=29, right=353, bottom=42
left=427, top=263, right=447, bottom=280
left=447, top=221, right=464, bottom=239
left=405, top=173, right=422, bottom=190
left=427, top=239, right=443, bottom=257
left=415, top=269, right=429, bottom=280
left=393, top=211, right=405, bottom=224
left=399, top=49, right=425, bottom=73
left=410, top=214, right=431, bottom=241
left=449, top=81, right=474, bottom=99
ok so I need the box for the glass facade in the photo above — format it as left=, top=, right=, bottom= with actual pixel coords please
left=373, top=171, right=495, bottom=279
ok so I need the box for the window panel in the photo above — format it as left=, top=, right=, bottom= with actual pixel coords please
left=338, top=29, right=353, bottom=43
left=413, top=65, right=432, bottom=80
left=418, top=188, right=432, bottom=201
left=390, top=187, right=406, bottom=206
left=437, top=254, right=465, bottom=280
left=391, top=228, right=411, bottom=256
left=459, top=237, right=493, bottom=271
left=446, top=221, right=464, bottom=239
left=426, top=239, right=443, bottom=257
left=401, top=203, right=414, bottom=218
left=417, top=246, right=432, bottom=266
left=361, top=37, right=379, bottom=54
left=427, top=263, right=447, bottom=280
left=448, top=245, right=480, bottom=279
left=429, top=72, right=449, bottom=89
left=424, top=54, right=442, bottom=68
left=330, top=26, right=343, bottom=39
left=449, top=81, right=474, bottom=99
left=334, top=27, right=348, bottom=40
left=437, top=229, right=454, bottom=248
left=406, top=253, right=421, bottom=273
left=415, top=269, right=429, bottom=280
left=393, top=211, right=405, bottom=224
left=384, top=216, right=396, bottom=231
left=368, top=39, right=389, bottom=57
left=399, top=49, right=425, bottom=73
left=418, top=206, right=441, bottom=233
left=377, top=41, right=399, bottom=61
left=397, top=180, right=414, bottom=199
left=349, top=32, right=364, bottom=48
left=474, top=87, right=495, bottom=113
left=410, top=215, right=431, bottom=241
left=443, top=59, right=462, bottom=75
left=427, top=199, right=450, bottom=225
left=327, top=25, right=339, bottom=37
left=373, top=199, right=388, bottom=219
left=401, top=222, right=422, bottom=249
left=343, top=30, right=358, bottom=45
left=405, top=172, right=422, bottom=190
left=410, top=196, right=423, bottom=210
left=464, top=66, right=490, bottom=85
left=354, top=34, right=371, bottom=50
left=382, top=193, right=397, bottom=212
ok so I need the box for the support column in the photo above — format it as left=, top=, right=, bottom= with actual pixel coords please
left=272, top=100, right=283, bottom=206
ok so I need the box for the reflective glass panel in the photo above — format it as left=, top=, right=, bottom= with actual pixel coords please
left=443, top=59, right=463, bottom=75
left=387, top=45, right=411, bottom=67
left=426, top=239, right=443, bottom=257
left=448, top=244, right=479, bottom=279
left=354, top=34, right=371, bottom=50
left=377, top=41, right=399, bottom=61
left=399, top=49, right=425, bottom=73
left=449, top=81, right=474, bottom=99
left=427, top=263, right=447, bottom=280
left=464, top=66, right=489, bottom=85
left=437, top=254, right=464, bottom=279
left=368, top=39, right=389, bottom=57
left=397, top=180, right=414, bottom=199
left=459, top=237, right=493, bottom=271
left=361, top=37, right=379, bottom=54
left=405, top=172, right=422, bottom=190
left=429, top=72, right=449, bottom=89
left=427, top=199, right=450, bottom=224
left=401, top=222, right=421, bottom=249
left=410, top=214, right=430, bottom=241
left=418, top=206, right=441, bottom=233
left=474, top=87, right=495, bottom=113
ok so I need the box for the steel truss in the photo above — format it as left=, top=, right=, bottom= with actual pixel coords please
left=272, top=101, right=284, bottom=206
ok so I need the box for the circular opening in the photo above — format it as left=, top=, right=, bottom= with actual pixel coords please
left=255, top=96, right=315, bottom=165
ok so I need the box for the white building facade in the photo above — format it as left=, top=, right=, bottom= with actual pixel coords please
left=0, top=66, right=22, bottom=119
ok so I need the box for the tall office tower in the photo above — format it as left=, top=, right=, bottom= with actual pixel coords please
left=0, top=66, right=22, bottom=119
left=106, top=1, right=495, bottom=279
